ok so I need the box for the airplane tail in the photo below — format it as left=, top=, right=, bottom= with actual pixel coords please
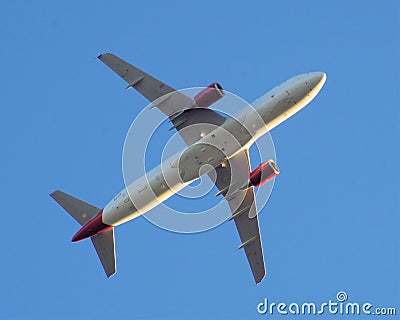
left=50, top=190, right=116, bottom=277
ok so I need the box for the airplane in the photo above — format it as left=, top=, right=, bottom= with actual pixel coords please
left=50, top=53, right=326, bottom=284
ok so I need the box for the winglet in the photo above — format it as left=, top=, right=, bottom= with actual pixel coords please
left=97, top=53, right=112, bottom=60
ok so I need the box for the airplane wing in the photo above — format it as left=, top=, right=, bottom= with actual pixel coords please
left=210, top=150, right=266, bottom=284
left=98, top=53, right=226, bottom=145
left=99, top=54, right=265, bottom=282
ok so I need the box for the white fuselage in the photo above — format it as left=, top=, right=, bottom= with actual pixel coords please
left=102, top=72, right=326, bottom=226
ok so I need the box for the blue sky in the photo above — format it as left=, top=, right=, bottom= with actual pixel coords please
left=0, top=1, right=399, bottom=319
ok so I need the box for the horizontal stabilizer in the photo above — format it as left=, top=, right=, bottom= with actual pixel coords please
left=50, top=190, right=117, bottom=278
left=91, top=228, right=116, bottom=277
left=50, top=190, right=100, bottom=226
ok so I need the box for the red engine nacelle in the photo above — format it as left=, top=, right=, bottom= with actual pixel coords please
left=249, top=160, right=280, bottom=187
left=194, top=82, right=224, bottom=108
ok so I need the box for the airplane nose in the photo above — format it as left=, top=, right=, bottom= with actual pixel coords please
left=308, top=72, right=327, bottom=89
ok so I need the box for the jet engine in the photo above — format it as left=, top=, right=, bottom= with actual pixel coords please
left=194, top=82, right=224, bottom=108
left=249, top=160, right=280, bottom=187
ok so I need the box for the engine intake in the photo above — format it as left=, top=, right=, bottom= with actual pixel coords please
left=249, top=160, right=280, bottom=187
left=194, top=82, right=224, bottom=108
